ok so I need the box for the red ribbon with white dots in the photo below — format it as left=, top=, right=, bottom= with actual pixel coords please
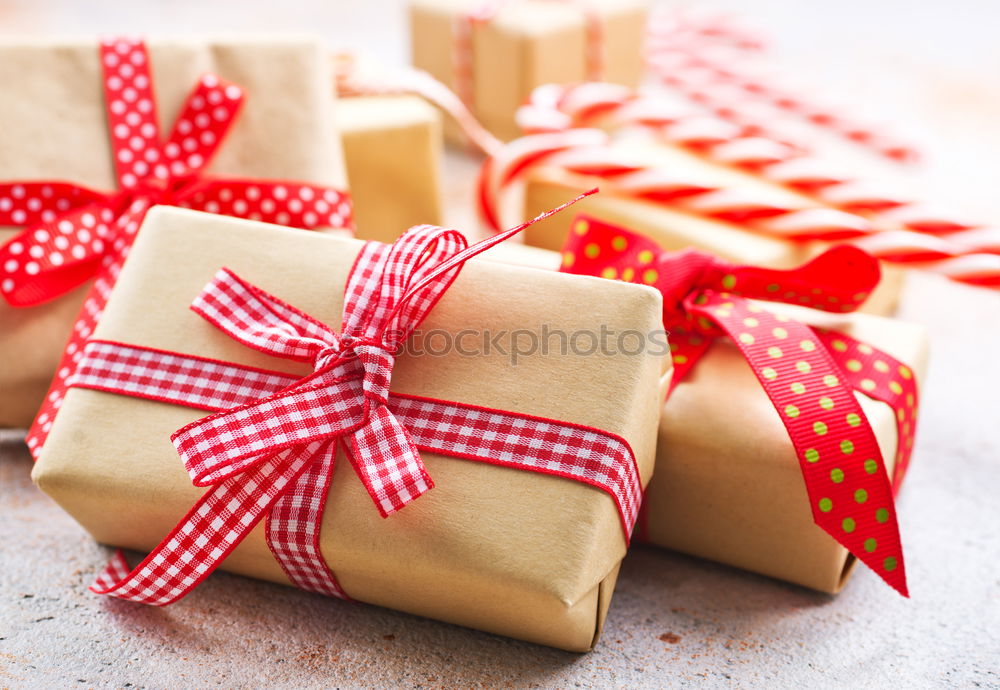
left=0, top=38, right=352, bottom=457
left=66, top=200, right=643, bottom=606
left=561, top=214, right=920, bottom=596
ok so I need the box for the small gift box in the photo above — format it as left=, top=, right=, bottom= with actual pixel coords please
left=334, top=56, right=445, bottom=242
left=560, top=215, right=928, bottom=595
left=504, top=134, right=906, bottom=315
left=0, top=38, right=351, bottom=433
left=645, top=302, right=928, bottom=593
left=32, top=205, right=669, bottom=651
left=410, top=0, right=648, bottom=142
left=339, top=94, right=443, bottom=241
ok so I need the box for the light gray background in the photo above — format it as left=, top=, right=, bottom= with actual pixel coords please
left=2, top=1, right=999, bottom=687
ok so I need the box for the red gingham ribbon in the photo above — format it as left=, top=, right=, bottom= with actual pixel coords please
left=452, top=0, right=605, bottom=112
left=561, top=215, right=920, bottom=596
left=71, top=193, right=643, bottom=605
left=0, top=38, right=352, bottom=457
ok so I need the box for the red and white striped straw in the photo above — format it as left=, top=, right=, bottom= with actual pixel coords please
left=645, top=8, right=921, bottom=165
left=478, top=86, right=1000, bottom=288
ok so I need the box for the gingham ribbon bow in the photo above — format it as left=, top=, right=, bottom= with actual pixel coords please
left=172, top=223, right=472, bottom=519
left=8, top=37, right=352, bottom=459
left=562, top=215, right=920, bottom=596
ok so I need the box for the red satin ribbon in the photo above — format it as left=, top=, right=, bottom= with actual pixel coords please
left=560, top=214, right=920, bottom=596
left=0, top=38, right=352, bottom=457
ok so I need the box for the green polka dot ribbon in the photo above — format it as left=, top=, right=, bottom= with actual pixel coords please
left=560, top=214, right=918, bottom=596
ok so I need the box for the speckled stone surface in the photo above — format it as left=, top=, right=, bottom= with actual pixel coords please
left=3, top=0, right=1000, bottom=687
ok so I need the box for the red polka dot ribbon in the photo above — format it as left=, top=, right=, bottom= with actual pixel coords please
left=0, top=38, right=352, bottom=458
left=561, top=214, right=920, bottom=596
left=63, top=194, right=645, bottom=606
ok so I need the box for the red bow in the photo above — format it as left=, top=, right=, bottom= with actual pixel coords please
left=562, top=214, right=920, bottom=596
left=172, top=225, right=472, bottom=518
left=6, top=38, right=352, bottom=458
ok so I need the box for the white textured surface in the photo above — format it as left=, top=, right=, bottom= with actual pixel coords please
left=2, top=0, right=1000, bottom=687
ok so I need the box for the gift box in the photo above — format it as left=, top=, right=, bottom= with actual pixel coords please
left=32, top=205, right=670, bottom=651
left=338, top=93, right=444, bottom=242
left=556, top=215, right=928, bottom=595
left=515, top=138, right=907, bottom=316
left=0, top=38, right=349, bottom=430
left=646, top=304, right=928, bottom=593
left=410, top=0, right=648, bottom=142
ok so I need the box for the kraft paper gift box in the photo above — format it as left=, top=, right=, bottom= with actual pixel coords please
left=338, top=93, right=445, bottom=242
left=0, top=38, right=349, bottom=429
left=520, top=141, right=907, bottom=316
left=475, top=235, right=928, bottom=593
left=410, top=0, right=648, bottom=142
left=645, top=305, right=929, bottom=593
left=32, top=206, right=670, bottom=651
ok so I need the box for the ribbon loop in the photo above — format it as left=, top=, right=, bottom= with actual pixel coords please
left=671, top=244, right=882, bottom=314
left=191, top=268, right=340, bottom=364
left=0, top=201, right=117, bottom=306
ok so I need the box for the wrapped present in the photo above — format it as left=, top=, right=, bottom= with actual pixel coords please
left=334, top=56, right=445, bottom=241
left=410, top=0, right=648, bottom=142
left=0, top=38, right=351, bottom=435
left=31, top=204, right=669, bottom=651
left=516, top=82, right=1000, bottom=291
left=561, top=215, right=927, bottom=594
left=477, top=128, right=907, bottom=315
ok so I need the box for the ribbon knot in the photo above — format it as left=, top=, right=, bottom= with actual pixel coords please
left=311, top=336, right=394, bottom=404
left=647, top=247, right=729, bottom=317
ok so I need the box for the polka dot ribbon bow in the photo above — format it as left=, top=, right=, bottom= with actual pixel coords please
left=2, top=38, right=352, bottom=459
left=561, top=215, right=920, bottom=596
left=79, top=192, right=644, bottom=605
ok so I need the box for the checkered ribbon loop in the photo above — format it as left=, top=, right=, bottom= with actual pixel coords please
left=562, top=215, right=917, bottom=596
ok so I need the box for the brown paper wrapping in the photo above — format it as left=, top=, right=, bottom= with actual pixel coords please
left=338, top=94, right=444, bottom=242
left=646, top=304, right=929, bottom=593
left=32, top=206, right=670, bottom=651
left=0, top=38, right=348, bottom=429
left=470, top=241, right=929, bottom=593
left=410, top=0, right=648, bottom=142
left=521, top=146, right=907, bottom=316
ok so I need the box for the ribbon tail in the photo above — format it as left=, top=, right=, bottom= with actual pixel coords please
left=690, top=294, right=908, bottom=596
left=817, top=329, right=921, bottom=494
left=265, top=439, right=349, bottom=599
left=348, top=405, right=433, bottom=518
left=89, top=444, right=318, bottom=604
left=160, top=74, right=242, bottom=179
